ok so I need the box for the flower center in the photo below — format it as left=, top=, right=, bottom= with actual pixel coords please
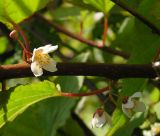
left=34, top=50, right=50, bottom=65
left=155, top=127, right=160, bottom=135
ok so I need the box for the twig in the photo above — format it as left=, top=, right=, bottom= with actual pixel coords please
left=1, top=80, right=6, bottom=91
left=0, top=62, right=157, bottom=79
left=11, top=22, right=31, bottom=51
left=111, top=0, right=160, bottom=35
left=71, top=112, right=95, bottom=136
left=36, top=14, right=129, bottom=59
left=102, top=17, right=108, bottom=47
left=61, top=86, right=110, bottom=97
left=84, top=78, right=106, bottom=102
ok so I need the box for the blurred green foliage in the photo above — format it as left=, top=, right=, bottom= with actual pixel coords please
left=0, top=0, right=160, bottom=136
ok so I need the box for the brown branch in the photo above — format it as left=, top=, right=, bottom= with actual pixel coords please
left=36, top=14, right=129, bottom=59
left=111, top=0, right=160, bottom=35
left=0, top=62, right=157, bottom=80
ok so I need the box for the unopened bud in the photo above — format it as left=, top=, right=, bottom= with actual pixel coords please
left=9, top=30, right=19, bottom=40
left=91, top=108, right=112, bottom=128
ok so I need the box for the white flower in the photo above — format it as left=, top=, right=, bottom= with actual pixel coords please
left=31, top=44, right=58, bottom=77
left=143, top=123, right=160, bottom=136
left=151, top=123, right=160, bottom=136
left=143, top=130, right=152, bottom=136
left=91, top=108, right=112, bottom=128
left=122, top=92, right=146, bottom=118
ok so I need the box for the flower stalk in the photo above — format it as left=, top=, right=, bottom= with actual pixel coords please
left=61, top=86, right=110, bottom=97
left=102, top=17, right=108, bottom=47
left=1, top=80, right=6, bottom=91
left=11, top=22, right=30, bottom=52
left=9, top=30, right=32, bottom=60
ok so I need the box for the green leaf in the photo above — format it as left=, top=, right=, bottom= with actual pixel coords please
left=107, top=108, right=127, bottom=136
left=0, top=77, right=83, bottom=136
left=122, top=22, right=160, bottom=96
left=65, top=0, right=98, bottom=11
left=52, top=7, right=81, bottom=20
left=0, top=37, right=8, bottom=54
left=154, top=102, right=160, bottom=120
left=57, top=117, right=85, bottom=136
left=83, top=0, right=114, bottom=14
left=66, top=0, right=114, bottom=14
left=113, top=114, right=145, bottom=136
left=111, top=0, right=160, bottom=96
left=150, top=87, right=160, bottom=103
left=71, top=51, right=90, bottom=62
left=0, top=0, right=51, bottom=27
left=113, top=17, right=160, bottom=95
left=0, top=80, right=60, bottom=128
left=1, top=52, right=88, bottom=136
left=138, top=0, right=160, bottom=28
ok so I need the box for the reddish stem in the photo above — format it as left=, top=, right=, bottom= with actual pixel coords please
left=153, top=48, right=160, bottom=62
left=11, top=22, right=30, bottom=52
left=17, top=39, right=32, bottom=58
left=36, top=14, right=129, bottom=59
left=102, top=17, right=108, bottom=47
left=61, top=86, right=110, bottom=97
left=79, top=21, right=83, bottom=36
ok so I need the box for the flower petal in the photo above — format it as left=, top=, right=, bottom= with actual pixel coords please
left=122, top=97, right=134, bottom=108
left=31, top=61, right=43, bottom=77
left=143, top=130, right=152, bottom=136
left=131, top=92, right=142, bottom=98
left=31, top=48, right=38, bottom=62
left=41, top=44, right=58, bottom=54
left=153, top=61, right=160, bottom=67
left=151, top=123, right=160, bottom=136
left=96, top=114, right=106, bottom=128
left=122, top=104, right=133, bottom=118
left=42, top=58, right=57, bottom=72
left=92, top=112, right=107, bottom=128
left=133, top=101, right=146, bottom=112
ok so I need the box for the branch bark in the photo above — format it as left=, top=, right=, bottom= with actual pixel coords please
left=36, top=14, right=129, bottom=59
left=0, top=62, right=156, bottom=79
left=111, top=0, right=160, bottom=35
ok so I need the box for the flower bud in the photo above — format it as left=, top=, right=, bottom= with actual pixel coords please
left=91, top=108, right=112, bottom=128
left=9, top=30, right=19, bottom=40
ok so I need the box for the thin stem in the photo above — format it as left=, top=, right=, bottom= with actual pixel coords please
left=61, top=86, right=110, bottom=97
left=102, top=17, right=108, bottom=47
left=153, top=48, right=160, bottom=62
left=109, top=94, right=117, bottom=106
left=79, top=21, right=83, bottom=36
left=71, top=112, right=95, bottom=136
left=22, top=50, right=26, bottom=61
left=36, top=14, right=129, bottom=59
left=111, top=0, right=160, bottom=35
left=17, top=39, right=32, bottom=59
left=1, top=80, right=6, bottom=91
left=11, top=22, right=31, bottom=51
